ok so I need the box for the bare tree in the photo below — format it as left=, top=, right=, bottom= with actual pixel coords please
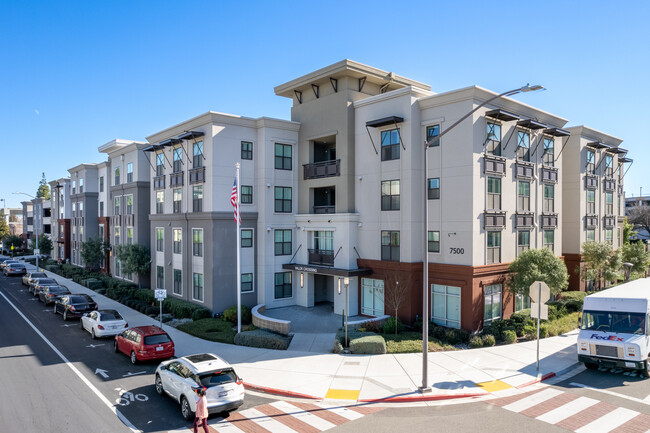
left=627, top=206, right=650, bottom=240
left=384, top=274, right=410, bottom=334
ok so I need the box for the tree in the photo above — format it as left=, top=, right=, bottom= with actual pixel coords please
left=578, top=241, right=622, bottom=290
left=621, top=242, right=650, bottom=281
left=115, top=244, right=151, bottom=286
left=36, top=172, right=50, bottom=200
left=622, top=217, right=637, bottom=245
left=30, top=234, right=52, bottom=256
left=506, top=248, right=569, bottom=296
left=0, top=212, right=9, bottom=241
left=80, top=237, right=108, bottom=271
left=4, top=235, right=24, bottom=252
left=384, top=274, right=409, bottom=334
left=627, top=206, right=650, bottom=240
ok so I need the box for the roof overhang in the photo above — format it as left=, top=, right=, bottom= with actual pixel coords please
left=282, top=263, right=373, bottom=277
left=365, top=116, right=404, bottom=128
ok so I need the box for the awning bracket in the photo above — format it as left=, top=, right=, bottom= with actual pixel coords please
left=288, top=244, right=302, bottom=264
left=364, top=125, right=379, bottom=155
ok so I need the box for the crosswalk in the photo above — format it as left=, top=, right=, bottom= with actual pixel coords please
left=487, top=387, right=650, bottom=432
left=188, top=400, right=383, bottom=433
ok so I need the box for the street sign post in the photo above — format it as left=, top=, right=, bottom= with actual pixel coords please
left=154, top=289, right=167, bottom=328
left=529, top=281, right=551, bottom=371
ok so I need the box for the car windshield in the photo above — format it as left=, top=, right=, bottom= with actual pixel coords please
left=100, top=312, right=123, bottom=321
left=196, top=369, right=237, bottom=387
left=37, top=279, right=57, bottom=285
left=144, top=334, right=171, bottom=345
left=69, top=296, right=88, bottom=304
left=48, top=287, right=68, bottom=294
left=581, top=310, right=646, bottom=335
left=31, top=273, right=47, bottom=278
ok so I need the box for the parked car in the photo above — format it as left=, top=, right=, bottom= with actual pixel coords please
left=114, top=326, right=174, bottom=365
left=39, top=285, right=71, bottom=305
left=3, top=262, right=27, bottom=276
left=155, top=353, right=245, bottom=420
left=81, top=310, right=128, bottom=339
left=53, top=294, right=98, bottom=320
left=0, top=260, right=21, bottom=270
left=22, top=271, right=48, bottom=286
left=29, top=278, right=58, bottom=296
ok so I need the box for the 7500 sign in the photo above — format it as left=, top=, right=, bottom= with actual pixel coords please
left=449, top=248, right=464, bottom=254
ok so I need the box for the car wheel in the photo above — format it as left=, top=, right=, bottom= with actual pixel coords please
left=584, top=362, right=598, bottom=370
left=155, top=375, right=164, bottom=395
left=91, top=329, right=96, bottom=339
left=130, top=351, right=137, bottom=365
left=642, top=360, right=650, bottom=379
left=113, top=339, right=119, bottom=353
left=181, top=396, right=194, bottom=421
left=63, top=310, right=68, bottom=321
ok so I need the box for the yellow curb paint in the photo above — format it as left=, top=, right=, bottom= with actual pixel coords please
left=475, top=380, right=513, bottom=392
left=325, top=389, right=361, bottom=400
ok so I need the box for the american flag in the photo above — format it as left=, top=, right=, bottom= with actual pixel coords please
left=230, top=178, right=240, bottom=224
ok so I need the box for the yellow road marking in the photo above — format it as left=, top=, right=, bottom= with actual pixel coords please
left=325, top=389, right=361, bottom=400
left=475, top=380, right=513, bottom=392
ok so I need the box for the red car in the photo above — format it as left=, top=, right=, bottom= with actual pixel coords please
left=114, top=326, right=174, bottom=365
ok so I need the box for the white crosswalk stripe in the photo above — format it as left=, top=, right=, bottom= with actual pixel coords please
left=535, top=396, right=599, bottom=424
left=317, top=403, right=365, bottom=420
left=575, top=407, right=640, bottom=433
left=502, top=388, right=564, bottom=413
left=208, top=419, right=246, bottom=433
left=242, top=407, right=298, bottom=433
left=269, top=400, right=337, bottom=431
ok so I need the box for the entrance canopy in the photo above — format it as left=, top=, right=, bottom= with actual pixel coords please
left=282, top=263, right=372, bottom=278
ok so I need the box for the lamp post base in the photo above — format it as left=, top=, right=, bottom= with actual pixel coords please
left=418, top=386, right=432, bottom=393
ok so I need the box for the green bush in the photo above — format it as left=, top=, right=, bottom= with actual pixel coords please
left=234, top=329, right=292, bottom=350
left=362, top=319, right=383, bottom=333
left=333, top=338, right=344, bottom=353
left=133, top=288, right=155, bottom=304
left=469, top=336, right=483, bottom=348
left=95, top=288, right=107, bottom=295
left=177, top=318, right=236, bottom=344
left=559, top=291, right=587, bottom=302
left=222, top=305, right=252, bottom=325
left=539, top=323, right=549, bottom=338
left=191, top=308, right=212, bottom=321
left=46, top=265, right=61, bottom=273
left=482, top=334, right=496, bottom=346
left=382, top=317, right=404, bottom=334
left=430, top=324, right=446, bottom=341
left=145, top=305, right=159, bottom=316
left=85, top=279, right=103, bottom=291
left=350, top=335, right=386, bottom=354
left=523, top=324, right=537, bottom=338
left=502, top=330, right=517, bottom=344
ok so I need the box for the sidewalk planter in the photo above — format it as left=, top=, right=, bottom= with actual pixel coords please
left=234, top=329, right=292, bottom=350
left=252, top=305, right=290, bottom=335
left=349, top=335, right=386, bottom=354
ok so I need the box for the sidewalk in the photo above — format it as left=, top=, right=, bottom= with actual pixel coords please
left=15, top=258, right=581, bottom=404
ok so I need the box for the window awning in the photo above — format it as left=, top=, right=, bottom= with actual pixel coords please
left=517, top=119, right=547, bottom=130
left=485, top=109, right=519, bottom=122
left=619, top=156, right=633, bottom=163
left=610, top=147, right=628, bottom=155
left=143, top=145, right=163, bottom=152
left=159, top=138, right=182, bottom=147
left=365, top=116, right=404, bottom=128
left=543, top=127, right=570, bottom=137
left=178, top=131, right=205, bottom=141
left=586, top=141, right=610, bottom=149
left=282, top=263, right=373, bottom=277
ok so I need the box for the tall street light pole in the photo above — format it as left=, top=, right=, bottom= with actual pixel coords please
left=419, top=84, right=544, bottom=393
left=13, top=192, right=40, bottom=270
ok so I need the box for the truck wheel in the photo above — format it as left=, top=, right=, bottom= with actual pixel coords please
left=584, top=362, right=598, bottom=370
left=642, top=360, right=650, bottom=378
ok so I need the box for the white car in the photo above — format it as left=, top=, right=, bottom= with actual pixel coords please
left=155, top=353, right=245, bottom=420
left=80, top=310, right=128, bottom=338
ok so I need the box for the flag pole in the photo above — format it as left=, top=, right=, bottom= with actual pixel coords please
left=236, top=163, right=241, bottom=334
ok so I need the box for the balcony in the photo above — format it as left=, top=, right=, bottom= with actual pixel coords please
left=585, top=216, right=598, bottom=229
left=603, top=216, right=616, bottom=228
left=303, top=159, right=340, bottom=180
left=541, top=214, right=558, bottom=228
left=515, top=213, right=534, bottom=228
left=189, top=167, right=205, bottom=184
left=618, top=184, right=624, bottom=195
left=585, top=175, right=598, bottom=189
left=515, top=161, right=534, bottom=179
left=484, top=212, right=506, bottom=229
left=308, top=249, right=334, bottom=267
left=170, top=172, right=184, bottom=187
left=313, top=205, right=335, bottom=214
left=604, top=179, right=616, bottom=192
left=541, top=166, right=558, bottom=183
left=154, top=175, right=165, bottom=190
left=484, top=155, right=506, bottom=176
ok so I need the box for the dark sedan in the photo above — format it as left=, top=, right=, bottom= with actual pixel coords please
left=22, top=271, right=48, bottom=286
left=4, top=263, right=27, bottom=276
left=29, top=278, right=58, bottom=296
left=54, top=294, right=98, bottom=320
left=39, top=285, right=71, bottom=305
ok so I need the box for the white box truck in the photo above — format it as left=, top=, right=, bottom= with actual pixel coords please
left=577, top=278, right=650, bottom=377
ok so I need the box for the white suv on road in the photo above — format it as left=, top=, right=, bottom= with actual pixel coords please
left=154, top=353, right=245, bottom=420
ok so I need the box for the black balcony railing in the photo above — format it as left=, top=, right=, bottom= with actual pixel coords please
left=189, top=166, right=206, bottom=184
left=170, top=172, right=184, bottom=187
left=308, top=249, right=334, bottom=266
left=154, top=175, right=165, bottom=190
left=303, top=159, right=340, bottom=179
left=313, top=205, right=335, bottom=214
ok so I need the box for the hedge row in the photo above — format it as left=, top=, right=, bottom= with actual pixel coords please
left=333, top=330, right=387, bottom=354
left=234, top=329, right=292, bottom=350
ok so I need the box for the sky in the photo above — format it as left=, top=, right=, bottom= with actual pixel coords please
left=1, top=0, right=649, bottom=209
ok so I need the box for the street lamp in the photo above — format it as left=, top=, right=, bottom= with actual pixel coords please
left=13, top=192, right=40, bottom=270
left=420, top=84, right=544, bottom=393
left=623, top=262, right=633, bottom=282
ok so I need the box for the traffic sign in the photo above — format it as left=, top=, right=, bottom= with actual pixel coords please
left=34, top=249, right=40, bottom=254
left=530, top=303, right=548, bottom=320
left=154, top=289, right=167, bottom=301
left=529, top=281, right=550, bottom=304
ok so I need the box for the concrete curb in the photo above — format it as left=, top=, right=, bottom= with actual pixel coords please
left=243, top=383, right=322, bottom=400
left=358, top=390, right=488, bottom=403
left=515, top=362, right=581, bottom=389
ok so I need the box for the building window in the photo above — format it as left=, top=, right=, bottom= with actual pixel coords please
left=487, top=231, right=501, bottom=264
left=586, top=150, right=595, bottom=175
left=381, top=128, right=400, bottom=161
left=241, top=273, right=253, bottom=293
left=98, top=224, right=104, bottom=240
left=544, top=230, right=554, bottom=250
left=79, top=202, right=84, bottom=217
left=193, top=141, right=203, bottom=168
left=486, top=122, right=501, bottom=156
left=173, top=188, right=182, bottom=213
left=275, top=143, right=292, bottom=170
left=381, top=231, right=400, bottom=261
left=114, top=196, right=121, bottom=215
left=274, top=272, right=292, bottom=299
left=432, top=284, right=460, bottom=329
left=173, top=228, right=182, bottom=254
left=156, top=191, right=164, bottom=214
left=586, top=229, right=596, bottom=242
left=381, top=180, right=400, bottom=210
left=605, top=154, right=613, bottom=177
left=173, top=269, right=182, bottom=295
left=487, top=177, right=501, bottom=210
left=114, top=227, right=120, bottom=245
left=543, top=137, right=554, bottom=166
left=193, top=185, right=203, bottom=212
left=428, top=231, right=440, bottom=253
left=114, top=167, right=120, bottom=186
left=127, top=162, right=133, bottom=183
left=156, top=153, right=164, bottom=177
left=274, top=229, right=292, bottom=256
left=241, top=141, right=252, bottom=160
left=427, top=124, right=440, bottom=147
left=192, top=229, right=203, bottom=257
left=241, top=185, right=253, bottom=204
left=192, top=273, right=204, bottom=301
left=99, top=176, right=104, bottom=192
left=518, top=181, right=530, bottom=211
left=156, top=228, right=164, bottom=252
left=617, top=227, right=622, bottom=248
left=515, top=293, right=531, bottom=312
left=543, top=184, right=554, bottom=212
left=126, top=195, right=133, bottom=215
left=72, top=180, right=76, bottom=194
left=484, top=284, right=502, bottom=324
left=126, top=227, right=133, bottom=245
left=274, top=187, right=292, bottom=213
left=173, top=147, right=182, bottom=173
left=241, top=229, right=253, bottom=248
left=114, top=258, right=120, bottom=277
left=79, top=178, right=84, bottom=193
left=605, top=228, right=613, bottom=244
left=517, top=230, right=530, bottom=255
left=605, top=192, right=613, bottom=214
left=361, top=278, right=385, bottom=316
left=586, top=190, right=596, bottom=214
left=99, top=201, right=104, bottom=217
left=156, top=266, right=164, bottom=289
left=517, top=130, right=530, bottom=161
left=427, top=178, right=440, bottom=200
left=314, top=231, right=333, bottom=251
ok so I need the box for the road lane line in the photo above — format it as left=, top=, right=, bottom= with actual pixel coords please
left=570, top=382, right=650, bottom=406
left=0, top=291, right=139, bottom=433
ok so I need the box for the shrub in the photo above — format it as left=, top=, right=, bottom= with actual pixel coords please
left=350, top=335, right=386, bottom=354
left=145, top=305, right=159, bottom=316
left=85, top=279, right=103, bottom=291
left=191, top=308, right=212, bottom=321
left=444, top=328, right=459, bottom=345
left=95, top=288, right=107, bottom=295
left=539, top=323, right=549, bottom=338
left=362, top=319, right=383, bottom=334
left=430, top=324, right=446, bottom=341
left=177, top=318, right=236, bottom=344
left=523, top=324, right=537, bottom=338
left=222, top=305, right=252, bottom=325
left=234, top=329, right=292, bottom=350
left=482, top=334, right=496, bottom=346
left=333, top=339, right=344, bottom=353
left=46, top=265, right=61, bottom=273
left=469, top=336, right=483, bottom=348
left=382, top=317, right=404, bottom=334
left=133, top=288, right=155, bottom=304
left=559, top=291, right=587, bottom=302
left=502, top=330, right=517, bottom=344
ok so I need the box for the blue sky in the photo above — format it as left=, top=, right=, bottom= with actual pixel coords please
left=1, top=0, right=649, bottom=208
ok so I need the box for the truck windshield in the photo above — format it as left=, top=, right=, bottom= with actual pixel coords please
left=581, top=310, right=646, bottom=335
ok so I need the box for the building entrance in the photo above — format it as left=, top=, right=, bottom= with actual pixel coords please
left=314, top=274, right=334, bottom=304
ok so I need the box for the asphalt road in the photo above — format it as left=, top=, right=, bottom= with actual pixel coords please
left=0, top=272, right=278, bottom=433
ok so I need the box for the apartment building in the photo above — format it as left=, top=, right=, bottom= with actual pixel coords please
left=21, top=201, right=33, bottom=242
left=562, top=126, right=630, bottom=290
left=98, top=139, right=150, bottom=285
left=49, top=177, right=72, bottom=262
left=68, top=164, right=99, bottom=266
left=96, top=161, right=110, bottom=273
left=1, top=207, right=23, bottom=236
left=145, top=112, right=299, bottom=313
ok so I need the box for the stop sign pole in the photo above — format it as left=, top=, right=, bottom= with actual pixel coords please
left=529, top=281, right=550, bottom=371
